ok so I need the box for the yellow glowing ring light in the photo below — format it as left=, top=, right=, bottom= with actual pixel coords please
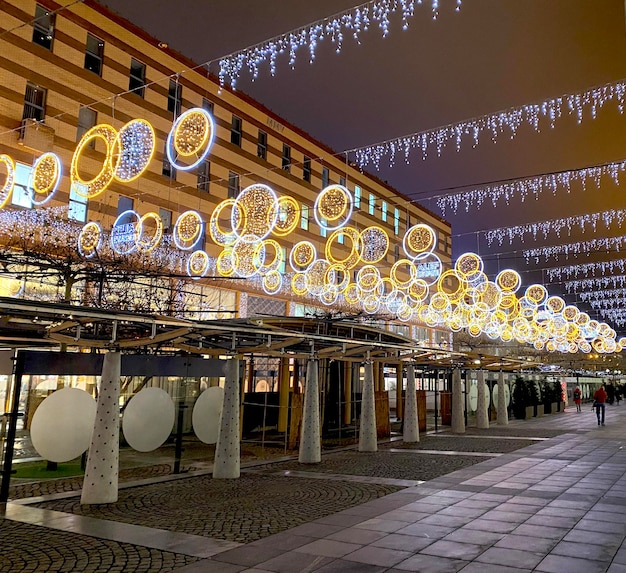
left=321, top=286, right=339, bottom=306
left=0, top=154, right=15, bottom=209
left=313, top=184, right=353, bottom=231
left=173, top=210, right=204, bottom=251
left=359, top=226, right=389, bottom=264
left=390, top=259, right=417, bottom=289
left=545, top=296, right=565, bottom=315
left=166, top=108, right=215, bottom=170
left=403, top=224, right=437, bottom=257
left=562, top=305, right=579, bottom=321
left=325, top=226, right=361, bottom=270
left=455, top=252, right=484, bottom=280
left=232, top=235, right=265, bottom=278
left=110, top=210, right=141, bottom=255
left=71, top=124, right=119, bottom=198
left=114, top=119, right=156, bottom=182
left=397, top=303, right=414, bottom=322
left=474, top=281, right=502, bottom=311
left=136, top=211, right=164, bottom=252
left=78, top=221, right=103, bottom=258
left=436, top=269, right=466, bottom=303
left=362, top=293, right=380, bottom=314
left=325, top=263, right=350, bottom=292
left=413, top=252, right=442, bottom=287
left=291, top=272, right=308, bottom=296
left=259, top=239, right=283, bottom=274
left=344, top=283, right=361, bottom=305
left=525, top=284, right=548, bottom=305
left=305, top=259, right=333, bottom=296
left=271, top=196, right=300, bottom=237
left=210, top=199, right=239, bottom=247
left=496, top=269, right=521, bottom=293
left=232, top=184, right=279, bottom=240
left=289, top=241, right=316, bottom=271
left=263, top=270, right=283, bottom=295
left=187, top=250, right=210, bottom=279
left=408, top=279, right=429, bottom=303
left=29, top=152, right=62, bottom=206
left=376, top=277, right=398, bottom=305
left=357, top=265, right=381, bottom=292
left=216, top=249, right=237, bottom=277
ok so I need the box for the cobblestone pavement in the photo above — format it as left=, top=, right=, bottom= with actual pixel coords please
left=0, top=519, right=199, bottom=573
left=381, top=435, right=538, bottom=453
left=459, top=425, right=570, bottom=438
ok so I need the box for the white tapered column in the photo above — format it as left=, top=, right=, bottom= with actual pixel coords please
left=451, top=367, right=465, bottom=434
left=476, top=370, right=490, bottom=429
left=213, top=358, right=241, bottom=478
left=299, top=359, right=321, bottom=464
left=359, top=360, right=377, bottom=452
left=81, top=352, right=121, bottom=505
left=404, top=364, right=419, bottom=443
left=497, top=370, right=509, bottom=425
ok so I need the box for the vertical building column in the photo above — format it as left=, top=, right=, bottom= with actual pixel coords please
left=451, top=367, right=465, bottom=434
left=343, top=361, right=352, bottom=425
left=299, top=358, right=321, bottom=464
left=214, top=358, right=241, bottom=479
left=476, top=369, right=489, bottom=429
left=359, top=360, right=377, bottom=452
left=404, top=363, right=419, bottom=443
left=277, top=357, right=290, bottom=433
left=396, top=362, right=404, bottom=421
left=81, top=352, right=121, bottom=505
left=497, top=370, right=509, bottom=426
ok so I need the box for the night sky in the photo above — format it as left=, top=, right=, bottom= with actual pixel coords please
left=98, top=0, right=626, bottom=326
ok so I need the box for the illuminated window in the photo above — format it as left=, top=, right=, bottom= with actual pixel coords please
left=368, top=193, right=375, bottom=216
left=129, top=59, right=146, bottom=97
left=231, top=115, right=242, bottom=146
left=23, top=83, right=46, bottom=123
left=301, top=205, right=309, bottom=230
left=12, top=162, right=33, bottom=209
left=32, top=4, right=54, bottom=50
left=69, top=184, right=88, bottom=222
left=354, top=186, right=361, bottom=209
left=84, top=33, right=104, bottom=76
left=320, top=218, right=327, bottom=238
left=279, top=247, right=287, bottom=274
left=381, top=200, right=388, bottom=222
left=394, top=207, right=400, bottom=235
left=159, top=208, right=172, bottom=231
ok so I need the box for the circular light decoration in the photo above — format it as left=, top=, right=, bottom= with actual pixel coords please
left=496, top=269, right=521, bottom=293
left=436, top=269, right=465, bottom=303
left=325, top=226, right=361, bottom=270
left=114, top=119, right=156, bottom=182
left=397, top=303, right=413, bottom=322
left=122, top=388, right=175, bottom=452
left=413, top=252, right=442, bottom=286
left=473, top=281, right=502, bottom=311
left=110, top=210, right=140, bottom=255
left=344, top=283, right=361, bottom=305
left=403, top=224, right=437, bottom=257
left=271, top=196, right=300, bottom=237
left=320, top=286, right=339, bottom=306
left=173, top=210, right=204, bottom=250
left=290, top=241, right=316, bottom=271
left=216, top=248, right=237, bottom=277
left=78, top=221, right=103, bottom=258
left=166, top=107, right=215, bottom=171
left=71, top=123, right=119, bottom=198
left=455, top=252, right=484, bottom=281
left=187, top=250, right=210, bottom=279
left=362, top=293, right=380, bottom=314
left=305, top=259, right=332, bottom=296
left=325, top=263, right=349, bottom=292
left=376, top=277, right=398, bottom=305
left=408, top=279, right=430, bottom=303
left=263, top=270, right=283, bottom=295
left=232, top=234, right=265, bottom=278
left=0, top=154, right=15, bottom=209
left=291, top=272, right=308, bottom=296
left=562, top=305, right=579, bottom=321
left=314, top=184, right=353, bottom=231
left=259, top=239, right=283, bottom=274
left=525, top=284, right=548, bottom=306
left=29, top=152, right=62, bottom=206
left=136, top=211, right=163, bottom=252
left=390, top=259, right=417, bottom=290
left=357, top=265, right=381, bottom=292
left=233, top=183, right=279, bottom=240
left=210, top=199, right=239, bottom=246
left=359, top=226, right=389, bottom=264
left=545, top=295, right=565, bottom=315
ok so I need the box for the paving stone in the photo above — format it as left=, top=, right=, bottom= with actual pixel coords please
left=535, top=554, right=609, bottom=573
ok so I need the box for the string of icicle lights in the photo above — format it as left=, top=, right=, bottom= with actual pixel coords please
left=484, top=208, right=626, bottom=246
left=437, top=159, right=626, bottom=216
left=547, top=259, right=626, bottom=281
left=587, top=298, right=626, bottom=310
left=565, top=275, right=626, bottom=293
left=218, top=0, right=462, bottom=89
left=595, top=309, right=626, bottom=328
left=523, top=235, right=626, bottom=263
left=354, top=79, right=626, bottom=170
left=579, top=288, right=626, bottom=302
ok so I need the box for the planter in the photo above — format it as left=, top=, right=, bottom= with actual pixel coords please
left=525, top=405, right=534, bottom=420
left=535, top=404, right=544, bottom=417
left=551, top=402, right=559, bottom=414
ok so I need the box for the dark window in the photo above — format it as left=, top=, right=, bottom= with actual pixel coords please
left=322, top=167, right=329, bottom=188
left=339, top=176, right=346, bottom=186
left=202, top=97, right=214, bottom=114
left=117, top=195, right=134, bottom=224
left=231, top=115, right=242, bottom=146
left=84, top=33, right=104, bottom=76
left=76, top=106, right=97, bottom=148
left=32, top=4, right=55, bottom=50
left=303, top=156, right=311, bottom=182
left=129, top=59, right=146, bottom=97
left=23, top=83, right=46, bottom=123
left=197, top=159, right=210, bottom=192
left=282, top=144, right=291, bottom=172
left=394, top=245, right=400, bottom=260
left=162, top=144, right=176, bottom=180
left=167, top=78, right=182, bottom=116
left=228, top=171, right=239, bottom=198
left=257, top=130, right=267, bottom=159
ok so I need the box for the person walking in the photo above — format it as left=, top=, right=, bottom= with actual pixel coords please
left=573, top=386, right=582, bottom=412
left=593, top=385, right=608, bottom=426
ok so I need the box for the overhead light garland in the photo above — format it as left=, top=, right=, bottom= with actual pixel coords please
left=547, top=259, right=626, bottom=281
left=579, top=288, right=626, bottom=302
left=587, top=297, right=626, bottom=310
left=523, top=234, right=626, bottom=263
left=218, top=0, right=461, bottom=89
left=565, top=276, right=626, bottom=293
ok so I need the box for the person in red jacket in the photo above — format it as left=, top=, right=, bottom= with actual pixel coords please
left=573, top=386, right=582, bottom=412
left=594, top=385, right=608, bottom=426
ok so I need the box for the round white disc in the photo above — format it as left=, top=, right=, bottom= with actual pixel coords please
left=192, top=386, right=224, bottom=444
left=122, top=387, right=175, bottom=452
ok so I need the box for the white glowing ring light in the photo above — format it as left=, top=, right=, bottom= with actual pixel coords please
left=232, top=183, right=279, bottom=240
left=320, top=286, right=339, bottom=306
left=210, top=199, right=239, bottom=246
left=110, top=210, right=140, bottom=255
left=232, top=234, right=265, bottom=278
left=114, top=119, right=156, bottom=182
left=362, top=294, right=380, bottom=314
left=187, top=250, right=210, bottom=279
left=271, top=196, right=300, bottom=237
left=413, top=252, right=442, bottom=287
left=166, top=108, right=215, bottom=171
left=344, top=283, right=361, bottom=305
left=403, top=224, right=437, bottom=257
left=291, top=272, right=308, bottom=296
left=71, top=124, right=119, bottom=198
left=313, top=184, right=353, bottom=231
left=357, top=265, right=381, bottom=293
left=359, top=226, right=389, bottom=264
left=289, top=241, right=316, bottom=271
left=325, top=227, right=361, bottom=270
left=173, top=210, right=204, bottom=250
left=29, top=152, right=62, bottom=206
left=136, top=212, right=164, bottom=252
left=0, top=154, right=16, bottom=209
left=263, top=270, right=283, bottom=295
left=390, top=259, right=417, bottom=290
left=78, top=221, right=102, bottom=258
left=259, top=239, right=283, bottom=274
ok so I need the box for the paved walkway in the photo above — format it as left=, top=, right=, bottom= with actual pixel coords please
left=3, top=402, right=626, bottom=572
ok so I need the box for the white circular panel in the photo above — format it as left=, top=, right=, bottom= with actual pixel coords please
left=30, top=388, right=96, bottom=463
left=122, top=388, right=175, bottom=452
left=468, top=383, right=478, bottom=412
left=192, top=386, right=224, bottom=444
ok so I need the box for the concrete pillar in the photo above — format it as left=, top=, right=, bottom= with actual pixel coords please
left=476, top=369, right=489, bottom=429
left=497, top=370, right=509, bottom=425
left=359, top=361, right=377, bottom=452
left=451, top=367, right=465, bottom=434
left=277, top=357, right=290, bottom=433
left=214, top=358, right=241, bottom=478
left=81, top=352, right=121, bottom=505
left=343, top=361, right=352, bottom=425
left=396, top=362, right=404, bottom=421
left=404, top=363, right=419, bottom=443
left=299, top=359, right=321, bottom=463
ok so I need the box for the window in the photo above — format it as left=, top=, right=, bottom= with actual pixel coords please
left=279, top=247, right=287, bottom=274
left=202, top=97, right=214, bottom=114
left=394, top=208, right=400, bottom=235
left=322, top=167, right=329, bottom=188
left=394, top=244, right=400, bottom=261
left=228, top=171, right=239, bottom=198
left=197, top=159, right=210, bottom=192
left=12, top=162, right=33, bottom=209
left=129, top=59, right=146, bottom=97
left=354, top=186, right=361, bottom=209
left=282, top=144, right=291, bottom=172
left=117, top=195, right=134, bottom=215
left=339, top=176, right=346, bottom=186
left=32, top=4, right=55, bottom=50
left=84, top=34, right=104, bottom=76
left=159, top=208, right=172, bottom=231
left=69, top=184, right=88, bottom=222
left=23, top=83, right=46, bottom=123
left=231, top=115, right=242, bottom=146
left=303, top=155, right=311, bottom=182
left=76, top=106, right=97, bottom=146
left=338, top=230, right=344, bottom=244
left=381, top=200, right=388, bottom=222
left=368, top=193, right=375, bottom=216
left=320, top=219, right=327, bottom=238
left=167, top=78, right=182, bottom=116
left=162, top=143, right=176, bottom=179
left=257, top=130, right=267, bottom=160
left=301, top=205, right=309, bottom=230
